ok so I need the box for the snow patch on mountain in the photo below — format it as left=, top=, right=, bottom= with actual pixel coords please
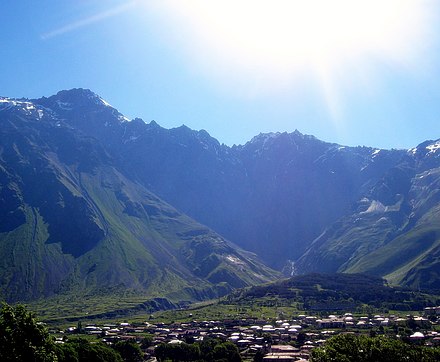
left=408, top=140, right=440, bottom=156
left=98, top=97, right=112, bottom=107
left=371, top=149, right=381, bottom=158
left=362, top=200, right=387, bottom=214
left=226, top=255, right=244, bottom=266
left=426, top=141, right=440, bottom=154
left=408, top=147, right=418, bottom=155
left=0, top=98, right=14, bottom=110
left=0, top=98, right=45, bottom=119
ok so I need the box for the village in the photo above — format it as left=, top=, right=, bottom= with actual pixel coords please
left=50, top=306, right=440, bottom=361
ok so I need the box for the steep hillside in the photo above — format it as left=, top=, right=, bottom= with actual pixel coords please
left=296, top=142, right=440, bottom=289
left=0, top=94, right=277, bottom=304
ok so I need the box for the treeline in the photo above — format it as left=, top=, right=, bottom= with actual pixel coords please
left=155, top=339, right=241, bottom=362
left=0, top=303, right=144, bottom=362
left=230, top=273, right=438, bottom=311
left=310, top=333, right=440, bottom=361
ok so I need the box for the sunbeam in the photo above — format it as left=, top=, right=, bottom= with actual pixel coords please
left=145, top=0, right=434, bottom=118
left=41, top=1, right=139, bottom=40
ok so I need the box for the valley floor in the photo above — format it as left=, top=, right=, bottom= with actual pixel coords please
left=48, top=305, right=440, bottom=361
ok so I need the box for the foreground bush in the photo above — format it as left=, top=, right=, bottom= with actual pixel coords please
left=0, top=303, right=57, bottom=361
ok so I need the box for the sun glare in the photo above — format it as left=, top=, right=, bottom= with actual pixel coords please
left=146, top=0, right=433, bottom=110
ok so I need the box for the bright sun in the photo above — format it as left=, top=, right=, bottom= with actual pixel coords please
left=147, top=0, right=432, bottom=106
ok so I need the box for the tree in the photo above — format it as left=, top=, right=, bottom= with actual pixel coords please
left=295, top=331, right=306, bottom=347
left=140, top=335, right=153, bottom=349
left=54, top=342, right=79, bottom=362
left=155, top=339, right=241, bottom=362
left=0, top=303, right=57, bottom=361
left=113, top=340, right=143, bottom=362
left=212, top=341, right=241, bottom=362
left=155, top=342, right=201, bottom=362
left=57, top=337, right=123, bottom=362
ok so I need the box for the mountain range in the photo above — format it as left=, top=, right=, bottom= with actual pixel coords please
left=1, top=88, right=440, bottom=305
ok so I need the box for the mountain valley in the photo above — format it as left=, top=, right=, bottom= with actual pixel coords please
left=1, top=88, right=440, bottom=310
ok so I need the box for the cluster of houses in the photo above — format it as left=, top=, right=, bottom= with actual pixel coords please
left=51, top=307, right=440, bottom=361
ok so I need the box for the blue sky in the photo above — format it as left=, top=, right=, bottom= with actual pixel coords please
left=2, top=1, right=440, bottom=149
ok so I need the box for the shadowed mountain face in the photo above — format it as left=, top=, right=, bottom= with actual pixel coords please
left=1, top=88, right=440, bottom=298
left=35, top=90, right=409, bottom=269
left=0, top=92, right=277, bottom=303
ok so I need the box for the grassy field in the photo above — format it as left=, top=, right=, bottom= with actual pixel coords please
left=27, top=273, right=440, bottom=330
